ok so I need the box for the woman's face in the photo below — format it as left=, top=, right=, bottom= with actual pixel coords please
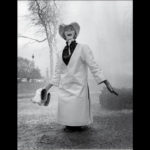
left=64, top=26, right=75, bottom=41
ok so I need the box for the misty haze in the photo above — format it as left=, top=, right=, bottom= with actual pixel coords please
left=18, top=1, right=133, bottom=150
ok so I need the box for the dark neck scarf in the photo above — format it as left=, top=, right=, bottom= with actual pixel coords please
left=62, top=40, right=77, bottom=65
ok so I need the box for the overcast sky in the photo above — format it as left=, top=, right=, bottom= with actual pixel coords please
left=18, top=1, right=132, bottom=88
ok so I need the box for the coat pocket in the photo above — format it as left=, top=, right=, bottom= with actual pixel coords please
left=60, top=75, right=84, bottom=95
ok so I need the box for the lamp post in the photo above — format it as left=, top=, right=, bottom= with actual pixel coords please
left=30, top=54, right=35, bottom=82
left=32, top=54, right=34, bottom=61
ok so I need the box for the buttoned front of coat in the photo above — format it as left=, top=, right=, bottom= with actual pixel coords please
left=50, top=43, right=106, bottom=126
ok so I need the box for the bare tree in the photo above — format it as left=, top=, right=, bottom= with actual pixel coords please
left=25, top=0, right=60, bottom=79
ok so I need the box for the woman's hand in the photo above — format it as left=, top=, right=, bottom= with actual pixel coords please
left=103, top=80, right=119, bottom=96
left=41, top=83, right=53, bottom=100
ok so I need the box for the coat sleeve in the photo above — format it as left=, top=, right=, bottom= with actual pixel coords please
left=50, top=53, right=62, bottom=87
left=82, top=45, right=107, bottom=84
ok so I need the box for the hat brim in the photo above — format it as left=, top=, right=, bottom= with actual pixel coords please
left=59, top=22, right=80, bottom=40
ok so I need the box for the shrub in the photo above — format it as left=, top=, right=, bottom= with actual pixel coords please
left=100, top=87, right=133, bottom=110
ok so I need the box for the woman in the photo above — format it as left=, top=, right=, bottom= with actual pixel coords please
left=43, top=22, right=118, bottom=131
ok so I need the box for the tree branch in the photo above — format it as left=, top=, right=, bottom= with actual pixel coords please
left=18, top=35, right=47, bottom=43
left=53, top=0, right=57, bottom=8
left=35, top=0, right=47, bottom=28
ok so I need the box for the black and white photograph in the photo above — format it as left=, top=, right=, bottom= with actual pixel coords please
left=17, top=0, right=133, bottom=149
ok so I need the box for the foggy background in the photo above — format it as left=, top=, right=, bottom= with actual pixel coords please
left=18, top=2, right=133, bottom=148
left=18, top=1, right=132, bottom=88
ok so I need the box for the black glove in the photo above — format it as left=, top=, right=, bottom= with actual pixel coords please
left=104, top=80, right=119, bottom=96
left=44, top=93, right=50, bottom=106
left=41, top=89, right=47, bottom=101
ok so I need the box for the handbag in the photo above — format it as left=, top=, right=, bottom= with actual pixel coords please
left=31, top=88, right=51, bottom=106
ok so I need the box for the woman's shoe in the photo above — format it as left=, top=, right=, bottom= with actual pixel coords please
left=64, top=126, right=89, bottom=132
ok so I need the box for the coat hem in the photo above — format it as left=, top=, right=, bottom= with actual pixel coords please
left=57, top=120, right=93, bottom=126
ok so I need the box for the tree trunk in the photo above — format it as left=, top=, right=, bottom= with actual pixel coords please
left=49, top=45, right=53, bottom=80
left=46, top=36, right=54, bottom=80
left=44, top=26, right=54, bottom=81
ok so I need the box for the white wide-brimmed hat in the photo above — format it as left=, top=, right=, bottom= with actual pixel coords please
left=31, top=88, right=50, bottom=106
left=59, top=22, right=80, bottom=40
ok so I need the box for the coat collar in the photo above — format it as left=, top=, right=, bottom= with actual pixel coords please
left=61, top=43, right=79, bottom=69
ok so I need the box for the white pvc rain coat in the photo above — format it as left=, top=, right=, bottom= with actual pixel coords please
left=50, top=43, right=106, bottom=126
